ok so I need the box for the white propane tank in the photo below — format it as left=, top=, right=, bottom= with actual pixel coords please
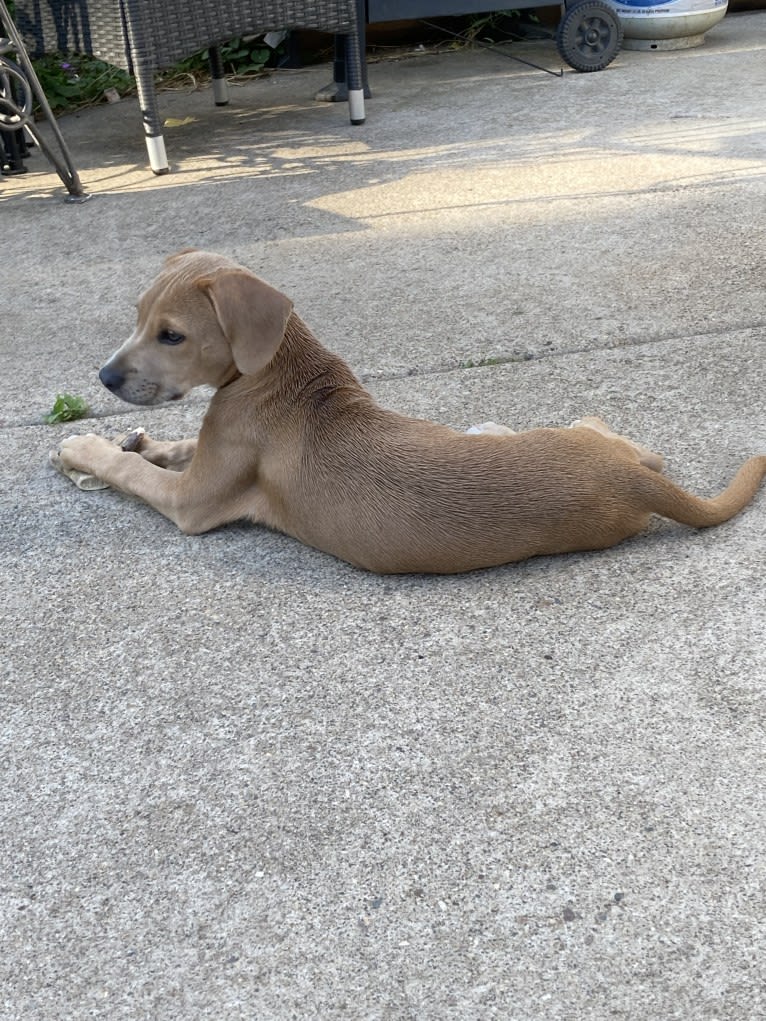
left=610, top=0, right=728, bottom=49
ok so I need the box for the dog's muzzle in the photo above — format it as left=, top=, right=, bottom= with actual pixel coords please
left=99, top=363, right=182, bottom=406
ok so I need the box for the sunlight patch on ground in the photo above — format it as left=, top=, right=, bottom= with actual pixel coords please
left=305, top=151, right=765, bottom=231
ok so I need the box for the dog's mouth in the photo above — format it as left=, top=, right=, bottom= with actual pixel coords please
left=99, top=364, right=186, bottom=405
left=115, top=387, right=185, bottom=407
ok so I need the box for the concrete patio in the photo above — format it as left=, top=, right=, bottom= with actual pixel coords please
left=2, top=12, right=765, bottom=1018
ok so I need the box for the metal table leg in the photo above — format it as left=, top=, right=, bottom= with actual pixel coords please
left=0, top=0, right=88, bottom=200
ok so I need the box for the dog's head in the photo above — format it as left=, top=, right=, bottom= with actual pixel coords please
left=99, top=249, right=294, bottom=406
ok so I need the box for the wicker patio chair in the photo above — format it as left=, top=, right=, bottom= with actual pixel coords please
left=13, top=0, right=365, bottom=174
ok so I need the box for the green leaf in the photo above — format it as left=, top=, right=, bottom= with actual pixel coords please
left=43, top=393, right=90, bottom=424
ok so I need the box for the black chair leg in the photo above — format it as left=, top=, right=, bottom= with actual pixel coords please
left=208, top=45, right=229, bottom=106
left=345, top=32, right=365, bottom=124
left=1, top=125, right=29, bottom=175
left=134, top=67, right=169, bottom=174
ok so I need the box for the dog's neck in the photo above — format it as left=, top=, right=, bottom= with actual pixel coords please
left=216, top=312, right=371, bottom=426
left=268, top=312, right=364, bottom=398
left=217, top=364, right=244, bottom=390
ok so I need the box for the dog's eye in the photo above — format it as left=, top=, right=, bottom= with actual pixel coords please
left=157, top=328, right=185, bottom=346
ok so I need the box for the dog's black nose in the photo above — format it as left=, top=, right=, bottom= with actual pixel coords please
left=99, top=365, right=125, bottom=392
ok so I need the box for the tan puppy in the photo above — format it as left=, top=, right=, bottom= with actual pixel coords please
left=56, top=250, right=766, bottom=574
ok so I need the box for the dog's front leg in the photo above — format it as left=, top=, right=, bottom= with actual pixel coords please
left=56, top=434, right=226, bottom=534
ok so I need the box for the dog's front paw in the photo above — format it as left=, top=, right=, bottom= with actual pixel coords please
left=57, top=433, right=115, bottom=474
left=50, top=433, right=116, bottom=491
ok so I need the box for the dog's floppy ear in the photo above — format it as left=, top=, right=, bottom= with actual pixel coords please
left=196, top=269, right=294, bottom=375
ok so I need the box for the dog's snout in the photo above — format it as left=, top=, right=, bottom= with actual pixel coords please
left=99, top=364, right=125, bottom=393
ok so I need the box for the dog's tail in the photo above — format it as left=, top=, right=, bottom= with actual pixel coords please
left=638, top=455, right=766, bottom=528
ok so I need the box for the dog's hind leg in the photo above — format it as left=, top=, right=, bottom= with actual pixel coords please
left=465, top=422, right=517, bottom=436
left=570, top=416, right=664, bottom=472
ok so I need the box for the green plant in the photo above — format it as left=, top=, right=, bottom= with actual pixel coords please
left=30, top=54, right=134, bottom=113
left=214, top=36, right=275, bottom=75
left=158, top=36, right=275, bottom=82
left=43, top=393, right=89, bottom=424
left=26, top=32, right=278, bottom=114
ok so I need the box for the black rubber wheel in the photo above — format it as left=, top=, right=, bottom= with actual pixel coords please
left=556, top=0, right=623, bottom=72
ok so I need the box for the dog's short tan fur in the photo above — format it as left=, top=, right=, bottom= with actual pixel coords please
left=57, top=250, right=766, bottom=574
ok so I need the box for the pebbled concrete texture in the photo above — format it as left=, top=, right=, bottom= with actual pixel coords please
left=2, top=13, right=766, bottom=1020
